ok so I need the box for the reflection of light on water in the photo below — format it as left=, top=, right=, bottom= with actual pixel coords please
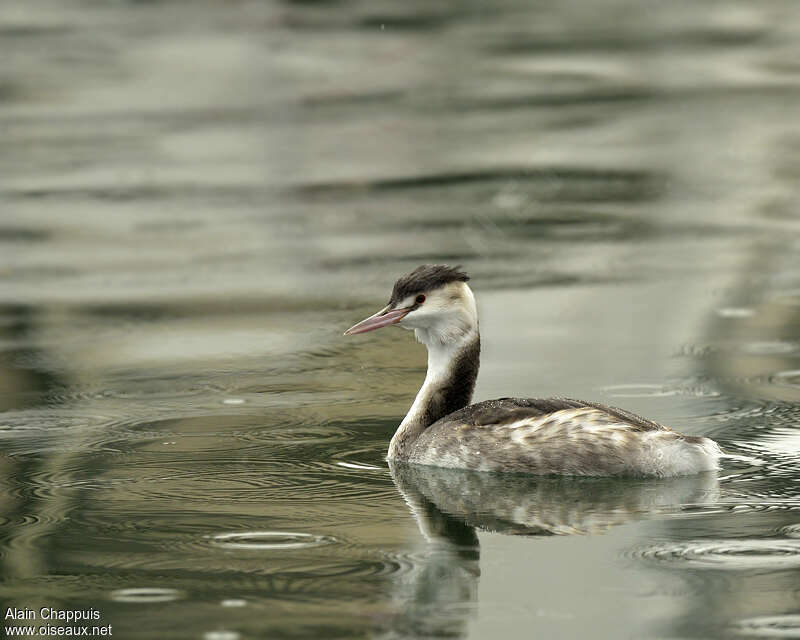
left=602, top=382, right=720, bottom=398
left=336, top=460, right=381, bottom=470
left=203, top=632, right=240, bottom=640
left=772, top=370, right=800, bottom=388
left=602, top=383, right=677, bottom=397
left=220, top=599, right=247, bottom=608
left=740, top=341, right=798, bottom=355
left=747, top=427, right=800, bottom=457
left=110, top=587, right=184, bottom=603
left=735, top=614, right=800, bottom=638
left=717, top=307, right=755, bottom=318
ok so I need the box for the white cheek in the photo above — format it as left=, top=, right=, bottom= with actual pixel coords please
left=402, top=308, right=443, bottom=329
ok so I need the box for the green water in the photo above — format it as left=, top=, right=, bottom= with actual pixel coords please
left=2, top=0, right=800, bottom=638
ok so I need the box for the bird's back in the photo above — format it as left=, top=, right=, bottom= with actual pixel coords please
left=400, top=397, right=721, bottom=477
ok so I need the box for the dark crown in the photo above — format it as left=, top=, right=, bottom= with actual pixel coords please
left=389, top=264, right=470, bottom=306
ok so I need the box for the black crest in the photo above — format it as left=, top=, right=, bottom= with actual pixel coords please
left=389, top=264, right=470, bottom=306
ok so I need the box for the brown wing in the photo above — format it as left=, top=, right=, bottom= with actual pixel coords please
left=444, top=397, right=667, bottom=432
left=406, top=398, right=677, bottom=476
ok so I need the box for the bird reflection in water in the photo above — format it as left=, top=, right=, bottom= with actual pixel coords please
left=383, top=462, right=718, bottom=638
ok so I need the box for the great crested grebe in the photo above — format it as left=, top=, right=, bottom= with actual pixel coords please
left=345, top=264, right=721, bottom=477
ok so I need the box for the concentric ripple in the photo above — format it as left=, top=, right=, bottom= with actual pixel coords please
left=735, top=615, right=800, bottom=637
left=630, top=539, right=800, bottom=569
left=208, top=531, right=336, bottom=551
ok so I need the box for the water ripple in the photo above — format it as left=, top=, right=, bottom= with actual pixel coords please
left=602, top=380, right=720, bottom=398
left=630, top=539, right=800, bottom=570
left=602, top=383, right=678, bottom=398
left=208, top=531, right=336, bottom=551
left=118, top=466, right=397, bottom=507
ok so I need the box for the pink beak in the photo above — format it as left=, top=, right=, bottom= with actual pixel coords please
left=344, top=305, right=411, bottom=335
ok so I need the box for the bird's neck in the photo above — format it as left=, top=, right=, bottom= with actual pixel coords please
left=388, top=331, right=480, bottom=460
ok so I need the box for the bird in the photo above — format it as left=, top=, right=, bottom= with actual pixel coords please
left=344, top=264, right=721, bottom=477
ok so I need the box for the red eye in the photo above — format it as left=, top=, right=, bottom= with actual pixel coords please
left=415, top=294, right=426, bottom=304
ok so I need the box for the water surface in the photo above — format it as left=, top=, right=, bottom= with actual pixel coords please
left=2, top=0, right=800, bottom=638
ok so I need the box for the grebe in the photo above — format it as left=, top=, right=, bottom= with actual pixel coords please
left=345, top=264, right=721, bottom=477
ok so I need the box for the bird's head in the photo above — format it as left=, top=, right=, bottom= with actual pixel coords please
left=344, top=264, right=478, bottom=347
